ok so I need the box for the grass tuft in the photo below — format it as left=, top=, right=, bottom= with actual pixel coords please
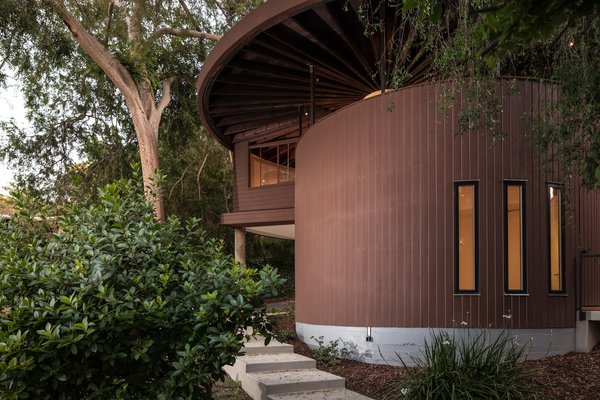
left=381, top=327, right=540, bottom=400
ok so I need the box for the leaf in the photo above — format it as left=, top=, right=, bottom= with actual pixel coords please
left=431, top=3, right=443, bottom=22
left=402, top=0, right=417, bottom=12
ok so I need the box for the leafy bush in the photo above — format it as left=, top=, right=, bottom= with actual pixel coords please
left=273, top=327, right=295, bottom=343
left=310, top=336, right=350, bottom=366
left=0, top=177, right=283, bottom=399
left=381, top=328, right=539, bottom=400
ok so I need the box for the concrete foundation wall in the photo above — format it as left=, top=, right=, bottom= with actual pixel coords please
left=297, top=322, right=575, bottom=366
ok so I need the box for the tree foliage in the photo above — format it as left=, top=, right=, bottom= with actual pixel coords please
left=359, top=0, right=600, bottom=186
left=0, top=0, right=261, bottom=221
left=0, top=173, right=283, bottom=399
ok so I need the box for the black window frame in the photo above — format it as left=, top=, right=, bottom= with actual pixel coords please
left=454, top=181, right=480, bottom=294
left=503, top=180, right=527, bottom=294
left=547, top=182, right=566, bottom=294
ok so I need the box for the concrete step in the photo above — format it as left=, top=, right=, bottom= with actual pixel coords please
left=225, top=353, right=316, bottom=382
left=243, top=338, right=294, bottom=355
left=238, top=353, right=317, bottom=373
left=268, top=388, right=372, bottom=400
left=243, top=369, right=345, bottom=400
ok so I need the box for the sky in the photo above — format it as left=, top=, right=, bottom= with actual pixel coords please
left=0, top=76, right=26, bottom=195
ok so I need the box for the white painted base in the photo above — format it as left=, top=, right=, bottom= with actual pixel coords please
left=296, top=322, right=576, bottom=366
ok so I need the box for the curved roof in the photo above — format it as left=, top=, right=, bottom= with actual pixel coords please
left=197, top=0, right=434, bottom=149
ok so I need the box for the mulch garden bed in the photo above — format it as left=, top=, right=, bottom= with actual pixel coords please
left=271, top=308, right=600, bottom=399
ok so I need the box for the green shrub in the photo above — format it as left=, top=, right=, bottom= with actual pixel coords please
left=273, top=327, right=295, bottom=343
left=0, top=177, right=283, bottom=399
left=381, top=327, right=539, bottom=400
left=310, top=336, right=350, bottom=366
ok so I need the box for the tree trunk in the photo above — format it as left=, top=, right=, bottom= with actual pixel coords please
left=134, top=117, right=165, bottom=222
left=46, top=0, right=218, bottom=223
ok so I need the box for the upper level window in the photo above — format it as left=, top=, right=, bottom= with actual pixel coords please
left=455, top=182, right=479, bottom=293
left=548, top=184, right=565, bottom=292
left=504, top=181, right=526, bottom=293
left=250, top=141, right=296, bottom=187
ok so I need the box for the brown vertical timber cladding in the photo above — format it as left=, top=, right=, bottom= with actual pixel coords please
left=579, top=185, right=600, bottom=308
left=233, top=141, right=294, bottom=212
left=295, top=79, right=600, bottom=330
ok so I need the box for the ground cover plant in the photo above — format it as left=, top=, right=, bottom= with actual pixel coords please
left=310, top=336, right=351, bottom=367
left=0, top=175, right=283, bottom=399
left=380, top=327, right=540, bottom=400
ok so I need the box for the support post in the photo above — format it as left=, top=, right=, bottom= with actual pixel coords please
left=298, top=104, right=303, bottom=136
left=379, top=3, right=386, bottom=92
left=309, top=64, right=315, bottom=125
left=579, top=250, right=587, bottom=321
left=235, top=228, right=246, bottom=266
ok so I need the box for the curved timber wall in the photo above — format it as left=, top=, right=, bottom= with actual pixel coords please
left=295, top=80, right=577, bottom=332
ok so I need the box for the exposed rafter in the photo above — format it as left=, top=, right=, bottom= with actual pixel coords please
left=197, top=0, right=435, bottom=149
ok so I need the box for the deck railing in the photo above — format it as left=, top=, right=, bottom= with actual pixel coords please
left=578, top=251, right=600, bottom=320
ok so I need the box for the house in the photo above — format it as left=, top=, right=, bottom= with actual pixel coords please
left=196, top=0, right=600, bottom=363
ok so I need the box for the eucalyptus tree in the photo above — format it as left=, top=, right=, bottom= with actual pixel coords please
left=0, top=0, right=261, bottom=221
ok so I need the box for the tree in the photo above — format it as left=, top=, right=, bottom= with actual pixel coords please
left=358, top=0, right=600, bottom=186
left=476, top=0, right=600, bottom=60
left=475, top=0, right=600, bottom=185
left=0, top=0, right=261, bottom=221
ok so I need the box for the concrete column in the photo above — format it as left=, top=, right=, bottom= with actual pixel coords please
left=234, top=228, right=246, bottom=266
left=575, top=317, right=600, bottom=353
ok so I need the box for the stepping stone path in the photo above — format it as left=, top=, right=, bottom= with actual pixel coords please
left=225, top=337, right=372, bottom=400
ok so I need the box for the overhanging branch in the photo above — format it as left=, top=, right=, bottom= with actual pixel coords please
left=156, top=77, right=176, bottom=118
left=146, top=27, right=222, bottom=45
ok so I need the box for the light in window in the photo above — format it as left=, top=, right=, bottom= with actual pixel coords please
left=549, top=185, right=563, bottom=292
left=505, top=183, right=525, bottom=292
left=456, top=182, right=478, bottom=293
left=249, top=141, right=297, bottom=187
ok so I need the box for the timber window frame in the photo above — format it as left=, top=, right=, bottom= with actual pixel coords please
left=454, top=181, right=479, bottom=294
left=249, top=139, right=297, bottom=188
left=504, top=180, right=527, bottom=294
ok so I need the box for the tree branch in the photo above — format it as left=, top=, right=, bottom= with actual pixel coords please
left=168, top=164, right=190, bottom=199
left=43, top=0, right=139, bottom=105
left=0, top=32, right=15, bottom=71
left=178, top=0, right=202, bottom=31
left=470, top=3, right=506, bottom=15
left=103, top=1, right=115, bottom=45
left=196, top=153, right=209, bottom=202
left=127, top=0, right=144, bottom=43
left=146, top=27, right=222, bottom=45
left=223, top=185, right=230, bottom=213
left=156, top=77, right=176, bottom=118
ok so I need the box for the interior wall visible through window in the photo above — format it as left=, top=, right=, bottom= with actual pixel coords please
left=549, top=185, right=564, bottom=292
left=505, top=182, right=525, bottom=293
left=250, top=141, right=297, bottom=187
left=455, top=182, right=478, bottom=293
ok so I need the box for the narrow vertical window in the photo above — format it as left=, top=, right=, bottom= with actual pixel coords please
left=549, top=185, right=564, bottom=292
left=455, top=182, right=478, bottom=293
left=504, top=182, right=526, bottom=293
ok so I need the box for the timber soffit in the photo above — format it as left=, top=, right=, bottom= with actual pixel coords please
left=196, top=0, right=434, bottom=149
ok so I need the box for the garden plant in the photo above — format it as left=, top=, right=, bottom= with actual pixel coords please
left=0, top=174, right=283, bottom=399
left=381, top=323, right=540, bottom=400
